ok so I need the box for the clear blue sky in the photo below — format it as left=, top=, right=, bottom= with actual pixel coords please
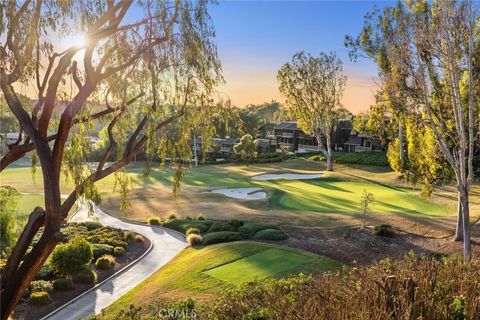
left=208, top=0, right=394, bottom=112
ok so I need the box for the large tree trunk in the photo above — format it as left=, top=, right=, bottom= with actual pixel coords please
left=0, top=226, right=61, bottom=320
left=453, top=193, right=464, bottom=242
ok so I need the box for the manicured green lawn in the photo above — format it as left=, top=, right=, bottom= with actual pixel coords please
left=16, top=193, right=45, bottom=224
left=98, top=242, right=340, bottom=319
left=204, top=248, right=316, bottom=285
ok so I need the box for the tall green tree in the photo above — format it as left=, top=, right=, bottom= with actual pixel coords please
left=277, top=51, right=347, bottom=171
left=233, top=134, right=258, bottom=166
left=0, top=1, right=222, bottom=317
left=0, top=186, right=19, bottom=256
left=347, top=0, right=479, bottom=259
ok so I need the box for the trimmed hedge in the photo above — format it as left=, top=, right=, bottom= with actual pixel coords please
left=82, top=221, right=103, bottom=231
left=29, top=291, right=50, bottom=305
left=92, top=243, right=114, bottom=259
left=208, top=220, right=243, bottom=233
left=238, top=222, right=277, bottom=236
left=186, top=227, right=201, bottom=236
left=253, top=229, right=288, bottom=241
left=51, top=237, right=93, bottom=276
left=202, top=231, right=243, bottom=246
left=310, top=151, right=389, bottom=167
left=163, top=219, right=214, bottom=234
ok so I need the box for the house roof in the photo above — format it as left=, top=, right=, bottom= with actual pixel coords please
left=274, top=121, right=298, bottom=130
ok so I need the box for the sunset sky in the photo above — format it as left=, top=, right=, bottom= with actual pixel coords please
left=208, top=1, right=394, bottom=113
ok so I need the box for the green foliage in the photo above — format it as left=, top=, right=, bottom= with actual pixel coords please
left=233, top=134, right=259, bottom=165
left=92, top=243, right=114, bottom=260
left=53, top=278, right=74, bottom=291
left=197, top=215, right=206, bottom=221
left=187, top=234, right=204, bottom=246
left=208, top=220, right=243, bottom=233
left=51, top=237, right=93, bottom=276
left=30, top=280, right=53, bottom=294
left=96, top=255, right=116, bottom=270
left=168, top=213, right=178, bottom=220
left=123, top=231, right=136, bottom=242
left=253, top=229, right=288, bottom=241
left=114, top=170, right=133, bottom=216
left=0, top=185, right=19, bottom=255
left=35, top=262, right=54, bottom=280
left=29, top=291, right=50, bottom=305
left=148, top=217, right=161, bottom=225
left=202, top=231, right=243, bottom=246
left=186, top=227, right=201, bottom=236
left=63, top=223, right=128, bottom=249
left=204, top=254, right=480, bottom=319
left=82, top=221, right=103, bottom=231
left=163, top=218, right=213, bottom=234
left=113, top=246, right=126, bottom=257
left=238, top=222, right=278, bottom=237
left=360, top=189, right=374, bottom=227
left=74, top=267, right=97, bottom=284
left=310, top=152, right=389, bottom=167
left=374, top=224, right=395, bottom=238
left=451, top=295, right=466, bottom=320
left=135, top=235, right=143, bottom=242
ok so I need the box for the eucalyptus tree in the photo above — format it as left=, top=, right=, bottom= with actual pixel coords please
left=0, top=0, right=222, bottom=317
left=277, top=51, right=347, bottom=171
left=346, top=0, right=479, bottom=259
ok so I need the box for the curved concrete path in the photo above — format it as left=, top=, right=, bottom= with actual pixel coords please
left=42, top=203, right=186, bottom=320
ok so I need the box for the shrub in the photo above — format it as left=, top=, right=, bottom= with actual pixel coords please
left=148, top=217, right=161, bottom=225
left=29, top=291, right=50, bottom=305
left=186, top=216, right=192, bottom=220
left=162, top=219, right=213, bottom=234
left=309, top=151, right=389, bottom=167
left=81, top=221, right=103, bottom=231
left=53, top=278, right=74, bottom=291
left=202, top=231, right=243, bottom=246
left=208, top=220, right=243, bottom=233
left=168, top=213, right=177, bottom=220
left=124, top=231, right=136, bottom=242
left=113, top=246, right=126, bottom=257
left=135, top=235, right=143, bottom=242
left=197, top=215, right=206, bottom=221
left=253, top=229, right=288, bottom=241
left=74, top=268, right=97, bottom=284
left=96, top=255, right=116, bottom=270
left=374, top=224, right=395, bottom=237
left=35, top=262, right=54, bottom=280
left=92, top=243, right=114, bottom=259
left=185, top=227, right=201, bottom=236
left=187, top=234, right=204, bottom=246
left=30, top=280, right=53, bottom=294
left=204, top=254, right=480, bottom=320
left=51, top=237, right=93, bottom=276
left=238, top=222, right=277, bottom=236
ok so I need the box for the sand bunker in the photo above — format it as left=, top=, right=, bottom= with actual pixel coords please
left=211, top=187, right=267, bottom=200
left=251, top=173, right=323, bottom=181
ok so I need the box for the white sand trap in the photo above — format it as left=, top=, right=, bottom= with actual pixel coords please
left=251, top=173, right=323, bottom=181
left=211, top=187, right=267, bottom=200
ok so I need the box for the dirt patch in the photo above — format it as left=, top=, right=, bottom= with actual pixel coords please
left=285, top=225, right=480, bottom=265
left=13, top=235, right=150, bottom=320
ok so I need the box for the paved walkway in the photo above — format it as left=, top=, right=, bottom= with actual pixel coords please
left=43, top=203, right=186, bottom=320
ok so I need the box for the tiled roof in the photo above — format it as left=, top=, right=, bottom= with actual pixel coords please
left=274, top=121, right=298, bottom=130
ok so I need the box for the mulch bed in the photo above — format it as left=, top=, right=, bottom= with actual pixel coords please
left=13, top=235, right=150, bottom=320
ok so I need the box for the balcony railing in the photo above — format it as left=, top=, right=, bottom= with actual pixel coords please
left=220, top=147, right=232, bottom=153
left=281, top=132, right=294, bottom=138
left=297, top=144, right=318, bottom=151
left=278, top=142, right=293, bottom=147
left=355, top=146, right=371, bottom=153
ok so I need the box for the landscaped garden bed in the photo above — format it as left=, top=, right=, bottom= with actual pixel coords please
left=151, top=215, right=289, bottom=246
left=12, top=222, right=150, bottom=320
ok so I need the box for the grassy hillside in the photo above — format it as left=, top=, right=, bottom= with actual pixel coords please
left=98, top=242, right=340, bottom=319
